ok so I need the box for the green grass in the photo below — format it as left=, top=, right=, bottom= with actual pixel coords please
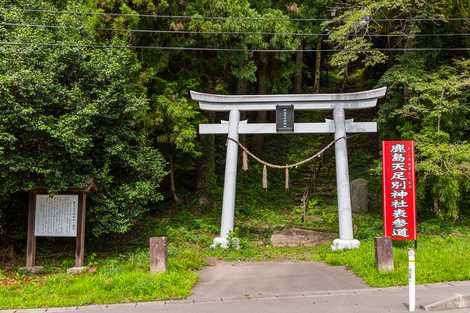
left=0, top=247, right=203, bottom=309
left=207, top=245, right=314, bottom=261
left=2, top=184, right=470, bottom=309
left=314, top=235, right=470, bottom=287
left=0, top=271, right=197, bottom=308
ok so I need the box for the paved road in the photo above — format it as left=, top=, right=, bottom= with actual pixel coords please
left=4, top=261, right=470, bottom=313
left=190, top=261, right=367, bottom=300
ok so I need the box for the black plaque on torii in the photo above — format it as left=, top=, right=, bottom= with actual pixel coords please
left=276, top=105, right=294, bottom=133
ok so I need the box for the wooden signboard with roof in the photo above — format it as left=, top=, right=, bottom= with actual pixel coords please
left=22, top=180, right=96, bottom=274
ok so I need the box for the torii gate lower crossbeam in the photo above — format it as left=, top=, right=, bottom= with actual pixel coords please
left=191, top=87, right=387, bottom=250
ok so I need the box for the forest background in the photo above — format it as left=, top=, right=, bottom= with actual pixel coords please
left=0, top=0, right=470, bottom=308
left=0, top=0, right=469, bottom=260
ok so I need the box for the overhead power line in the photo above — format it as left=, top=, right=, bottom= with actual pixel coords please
left=4, top=8, right=470, bottom=22
left=5, top=8, right=328, bottom=21
left=3, top=22, right=470, bottom=38
left=0, top=22, right=326, bottom=36
left=1, top=41, right=469, bottom=52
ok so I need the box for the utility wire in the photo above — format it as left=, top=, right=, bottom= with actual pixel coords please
left=1, top=41, right=469, bottom=52
left=2, top=22, right=470, bottom=38
left=4, top=8, right=329, bottom=21
left=4, top=8, right=470, bottom=22
left=0, top=22, right=326, bottom=36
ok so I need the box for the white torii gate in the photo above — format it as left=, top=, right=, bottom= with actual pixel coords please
left=191, top=87, right=387, bottom=250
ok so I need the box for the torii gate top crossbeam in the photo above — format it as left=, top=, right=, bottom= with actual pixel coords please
left=190, top=87, right=387, bottom=111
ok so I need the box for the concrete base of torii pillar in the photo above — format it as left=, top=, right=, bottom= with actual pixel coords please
left=331, top=239, right=361, bottom=250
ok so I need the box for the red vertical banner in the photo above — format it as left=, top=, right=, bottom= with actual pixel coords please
left=382, top=141, right=417, bottom=240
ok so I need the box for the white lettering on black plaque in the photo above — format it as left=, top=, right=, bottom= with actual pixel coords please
left=276, top=105, right=294, bottom=132
left=35, top=195, right=78, bottom=237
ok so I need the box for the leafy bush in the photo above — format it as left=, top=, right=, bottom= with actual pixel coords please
left=0, top=2, right=167, bottom=236
left=353, top=214, right=383, bottom=240
left=379, top=57, right=470, bottom=219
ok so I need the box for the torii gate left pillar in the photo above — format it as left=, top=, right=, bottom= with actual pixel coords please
left=219, top=109, right=240, bottom=247
left=191, top=87, right=387, bottom=250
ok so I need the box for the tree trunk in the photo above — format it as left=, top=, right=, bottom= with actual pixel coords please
left=295, top=42, right=303, bottom=93
left=340, top=64, right=348, bottom=92
left=196, top=111, right=217, bottom=207
left=403, top=24, right=416, bottom=102
left=313, top=40, right=322, bottom=93
left=433, top=196, right=440, bottom=215
left=237, top=79, right=248, bottom=95
left=238, top=79, right=249, bottom=153
left=168, top=152, right=181, bottom=203
left=252, top=53, right=269, bottom=154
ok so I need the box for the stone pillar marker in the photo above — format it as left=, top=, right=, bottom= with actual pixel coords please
left=375, top=237, right=394, bottom=272
left=351, top=178, right=369, bottom=213
left=149, top=237, right=167, bottom=273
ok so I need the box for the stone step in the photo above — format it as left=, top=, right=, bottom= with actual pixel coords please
left=421, top=294, right=470, bottom=311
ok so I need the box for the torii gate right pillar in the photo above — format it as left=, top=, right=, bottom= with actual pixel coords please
left=332, top=104, right=359, bottom=250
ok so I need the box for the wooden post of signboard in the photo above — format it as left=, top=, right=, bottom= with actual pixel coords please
left=74, top=192, right=86, bottom=268
left=25, top=192, right=37, bottom=269
left=20, top=192, right=44, bottom=274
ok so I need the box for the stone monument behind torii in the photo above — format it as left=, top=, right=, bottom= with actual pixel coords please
left=191, top=87, right=387, bottom=250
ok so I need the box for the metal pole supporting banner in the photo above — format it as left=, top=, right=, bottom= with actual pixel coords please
left=212, top=109, right=240, bottom=248
left=409, top=248, right=416, bottom=312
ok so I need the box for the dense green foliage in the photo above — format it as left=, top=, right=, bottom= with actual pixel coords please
left=0, top=0, right=469, bottom=239
left=0, top=2, right=167, bottom=236
left=1, top=1, right=470, bottom=309
left=380, top=57, right=470, bottom=219
left=325, top=0, right=470, bottom=218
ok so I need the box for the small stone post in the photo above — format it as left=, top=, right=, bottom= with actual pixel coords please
left=149, top=237, right=167, bottom=273
left=375, top=237, right=394, bottom=272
